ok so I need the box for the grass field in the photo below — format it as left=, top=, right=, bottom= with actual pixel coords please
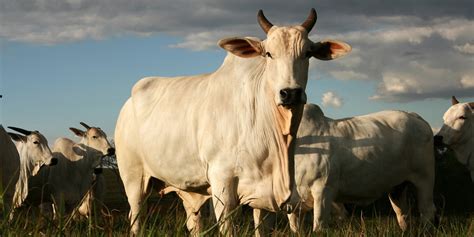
left=2, top=199, right=474, bottom=236
left=2, top=151, right=474, bottom=236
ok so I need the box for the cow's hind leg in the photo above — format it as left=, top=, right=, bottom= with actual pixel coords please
left=117, top=152, right=150, bottom=236
left=331, top=202, right=347, bottom=221
left=411, top=175, right=436, bottom=230
left=175, top=190, right=210, bottom=236
left=311, top=186, right=335, bottom=232
left=126, top=175, right=151, bottom=235
left=287, top=209, right=306, bottom=233
left=388, top=182, right=410, bottom=231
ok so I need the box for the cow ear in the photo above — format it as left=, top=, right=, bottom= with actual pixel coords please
left=69, top=127, right=85, bottom=137
left=8, top=132, right=26, bottom=142
left=451, top=96, right=459, bottom=105
left=310, top=40, right=351, bottom=60
left=218, top=37, right=263, bottom=58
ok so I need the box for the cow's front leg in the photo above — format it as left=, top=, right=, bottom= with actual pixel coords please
left=209, top=175, right=238, bottom=236
left=253, top=208, right=272, bottom=237
left=311, top=186, right=335, bottom=232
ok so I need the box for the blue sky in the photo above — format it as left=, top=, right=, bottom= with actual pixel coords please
left=1, top=0, right=473, bottom=143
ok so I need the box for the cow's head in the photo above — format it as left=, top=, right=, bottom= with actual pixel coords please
left=70, top=122, right=115, bottom=160
left=8, top=126, right=57, bottom=176
left=218, top=8, right=351, bottom=107
left=435, top=96, right=473, bottom=149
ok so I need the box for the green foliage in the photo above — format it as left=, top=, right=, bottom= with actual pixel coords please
left=1, top=204, right=473, bottom=236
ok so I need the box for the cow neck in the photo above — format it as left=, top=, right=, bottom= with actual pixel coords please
left=14, top=141, right=36, bottom=174
left=11, top=141, right=34, bottom=208
left=452, top=139, right=473, bottom=167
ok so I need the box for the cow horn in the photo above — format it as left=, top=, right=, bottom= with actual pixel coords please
left=451, top=96, right=459, bottom=105
left=301, top=8, right=317, bottom=33
left=8, top=126, right=32, bottom=135
left=80, top=122, right=91, bottom=130
left=257, top=10, right=273, bottom=34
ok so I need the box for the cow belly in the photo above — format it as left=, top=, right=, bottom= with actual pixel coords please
left=335, top=161, right=409, bottom=204
left=141, top=146, right=209, bottom=190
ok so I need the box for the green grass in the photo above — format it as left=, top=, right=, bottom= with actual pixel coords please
left=2, top=150, right=473, bottom=236
left=2, top=200, right=473, bottom=236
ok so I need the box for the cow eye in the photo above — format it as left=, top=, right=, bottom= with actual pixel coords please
left=265, top=52, right=272, bottom=58
left=33, top=141, right=39, bottom=145
left=459, top=116, right=466, bottom=120
left=92, top=136, right=98, bottom=139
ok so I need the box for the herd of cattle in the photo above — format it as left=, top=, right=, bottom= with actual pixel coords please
left=1, top=8, right=473, bottom=236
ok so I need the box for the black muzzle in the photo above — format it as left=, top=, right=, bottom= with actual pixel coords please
left=94, top=167, right=103, bottom=174
left=434, top=135, right=445, bottom=148
left=107, top=147, right=115, bottom=156
left=280, top=88, right=306, bottom=106
left=49, top=157, right=58, bottom=166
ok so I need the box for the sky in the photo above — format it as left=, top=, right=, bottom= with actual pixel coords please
left=1, top=0, right=473, bottom=144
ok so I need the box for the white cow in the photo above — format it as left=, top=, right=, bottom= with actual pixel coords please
left=44, top=122, right=114, bottom=217
left=6, top=126, right=57, bottom=212
left=115, top=8, right=351, bottom=235
left=435, top=96, right=474, bottom=181
left=267, top=104, right=436, bottom=233
left=0, top=125, right=20, bottom=213
left=167, top=104, right=437, bottom=235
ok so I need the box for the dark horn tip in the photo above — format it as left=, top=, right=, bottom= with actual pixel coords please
left=7, top=126, right=32, bottom=135
left=301, top=8, right=318, bottom=33
left=312, top=8, right=317, bottom=19
left=257, top=9, right=273, bottom=34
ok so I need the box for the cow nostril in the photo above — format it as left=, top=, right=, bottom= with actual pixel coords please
left=280, top=88, right=305, bottom=105
left=280, top=89, right=289, bottom=100
left=107, top=148, right=115, bottom=156
left=50, top=157, right=58, bottom=166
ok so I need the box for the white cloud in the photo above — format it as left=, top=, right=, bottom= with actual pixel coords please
left=329, top=70, right=369, bottom=80
left=169, top=32, right=224, bottom=51
left=322, top=91, right=343, bottom=108
left=382, top=74, right=420, bottom=93
left=436, top=19, right=474, bottom=41
left=379, top=26, right=433, bottom=45
left=312, top=17, right=474, bottom=102
left=460, top=75, right=474, bottom=88
left=454, top=43, right=474, bottom=54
